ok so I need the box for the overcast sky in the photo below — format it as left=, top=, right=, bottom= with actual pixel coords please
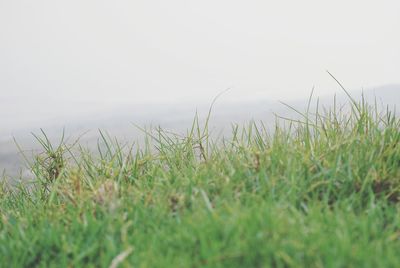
left=1, top=0, right=399, bottom=105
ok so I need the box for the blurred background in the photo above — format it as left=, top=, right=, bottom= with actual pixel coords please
left=1, top=1, right=399, bottom=176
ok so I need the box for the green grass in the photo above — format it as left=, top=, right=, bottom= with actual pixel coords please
left=1, top=94, right=399, bottom=267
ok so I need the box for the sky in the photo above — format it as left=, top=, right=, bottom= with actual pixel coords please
left=0, top=0, right=399, bottom=108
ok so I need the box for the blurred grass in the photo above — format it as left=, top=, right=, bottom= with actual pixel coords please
left=0, top=93, right=399, bottom=267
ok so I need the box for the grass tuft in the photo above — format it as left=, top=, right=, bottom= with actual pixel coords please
left=1, top=95, right=399, bottom=267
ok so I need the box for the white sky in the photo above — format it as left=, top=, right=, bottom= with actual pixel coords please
left=0, top=0, right=399, bottom=104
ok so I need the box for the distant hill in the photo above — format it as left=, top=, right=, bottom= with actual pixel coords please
left=339, top=84, right=400, bottom=107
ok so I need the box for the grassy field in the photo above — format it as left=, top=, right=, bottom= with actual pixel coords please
left=1, top=93, right=399, bottom=267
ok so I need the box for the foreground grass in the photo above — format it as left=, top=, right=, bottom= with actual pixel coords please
left=1, top=96, right=399, bottom=267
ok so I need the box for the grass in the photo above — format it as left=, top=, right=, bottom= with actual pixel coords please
left=0, top=93, right=399, bottom=267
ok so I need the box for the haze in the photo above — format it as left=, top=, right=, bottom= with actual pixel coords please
left=0, top=0, right=399, bottom=136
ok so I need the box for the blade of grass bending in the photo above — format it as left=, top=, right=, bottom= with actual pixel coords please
left=326, top=70, right=361, bottom=115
